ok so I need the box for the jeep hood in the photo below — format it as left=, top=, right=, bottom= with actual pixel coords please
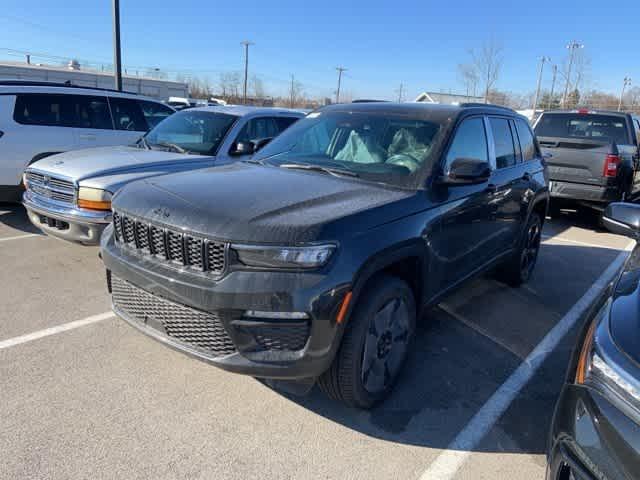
left=113, top=162, right=415, bottom=243
left=28, top=146, right=213, bottom=184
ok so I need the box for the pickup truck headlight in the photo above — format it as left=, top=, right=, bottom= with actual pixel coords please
left=576, top=307, right=640, bottom=416
left=232, top=244, right=335, bottom=269
left=77, top=187, right=113, bottom=211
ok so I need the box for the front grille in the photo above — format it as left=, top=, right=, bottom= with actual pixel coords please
left=111, top=274, right=236, bottom=357
left=26, top=171, right=75, bottom=204
left=112, top=210, right=227, bottom=275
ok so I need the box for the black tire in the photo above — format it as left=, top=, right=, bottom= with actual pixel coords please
left=318, top=275, right=416, bottom=409
left=495, top=212, right=542, bottom=287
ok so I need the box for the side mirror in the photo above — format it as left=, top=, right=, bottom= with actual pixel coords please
left=439, top=158, right=491, bottom=185
left=230, top=141, right=255, bottom=156
left=602, top=202, right=640, bottom=239
left=253, top=137, right=273, bottom=152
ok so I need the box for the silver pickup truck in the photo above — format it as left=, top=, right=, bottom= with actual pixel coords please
left=23, top=106, right=304, bottom=244
left=534, top=109, right=640, bottom=215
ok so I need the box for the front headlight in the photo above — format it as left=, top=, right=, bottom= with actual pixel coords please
left=77, top=187, right=112, bottom=211
left=232, top=244, right=336, bottom=269
left=576, top=311, right=640, bottom=416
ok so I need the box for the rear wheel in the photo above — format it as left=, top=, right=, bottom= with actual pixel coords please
left=318, top=275, right=416, bottom=409
left=496, top=212, right=542, bottom=287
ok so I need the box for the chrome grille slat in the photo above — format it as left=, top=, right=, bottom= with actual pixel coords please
left=113, top=210, right=226, bottom=275
left=111, top=275, right=236, bottom=357
left=25, top=171, right=75, bottom=205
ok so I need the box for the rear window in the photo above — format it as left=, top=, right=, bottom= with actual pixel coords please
left=535, top=113, right=630, bottom=145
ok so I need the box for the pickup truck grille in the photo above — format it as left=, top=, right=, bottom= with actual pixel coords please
left=110, top=274, right=236, bottom=357
left=112, top=210, right=227, bottom=276
left=25, top=171, right=75, bottom=204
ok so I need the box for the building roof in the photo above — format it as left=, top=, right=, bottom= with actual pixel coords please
left=415, top=91, right=485, bottom=105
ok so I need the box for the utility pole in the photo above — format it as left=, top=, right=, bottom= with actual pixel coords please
left=290, top=74, right=295, bottom=108
left=548, top=64, right=558, bottom=109
left=532, top=56, right=550, bottom=114
left=112, top=0, right=123, bottom=91
left=561, top=41, right=583, bottom=108
left=241, top=40, right=254, bottom=105
left=397, top=82, right=404, bottom=102
left=335, top=67, right=347, bottom=104
left=619, top=77, right=632, bottom=111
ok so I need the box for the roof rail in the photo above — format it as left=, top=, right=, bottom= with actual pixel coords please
left=459, top=102, right=515, bottom=112
left=351, top=99, right=389, bottom=103
left=0, top=79, right=139, bottom=95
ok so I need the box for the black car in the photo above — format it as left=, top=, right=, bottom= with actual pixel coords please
left=547, top=202, right=640, bottom=480
left=534, top=110, right=640, bottom=216
left=100, top=102, right=549, bottom=408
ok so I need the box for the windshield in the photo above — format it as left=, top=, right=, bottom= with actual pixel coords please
left=254, top=110, right=445, bottom=187
left=535, top=113, right=631, bottom=145
left=144, top=110, right=237, bottom=155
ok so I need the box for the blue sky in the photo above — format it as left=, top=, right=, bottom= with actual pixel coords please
left=1, top=0, right=638, bottom=100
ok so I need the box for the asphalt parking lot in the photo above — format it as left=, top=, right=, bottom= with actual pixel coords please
left=0, top=203, right=634, bottom=480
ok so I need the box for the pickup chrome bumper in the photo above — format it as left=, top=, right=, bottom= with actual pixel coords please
left=23, top=190, right=111, bottom=245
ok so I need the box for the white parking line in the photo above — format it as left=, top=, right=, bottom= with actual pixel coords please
left=541, top=234, right=616, bottom=250
left=418, top=240, right=634, bottom=480
left=0, top=233, right=41, bottom=243
left=0, top=312, right=114, bottom=350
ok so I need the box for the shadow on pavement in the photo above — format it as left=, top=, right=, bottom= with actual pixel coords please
left=270, top=242, right=624, bottom=456
left=0, top=202, right=41, bottom=235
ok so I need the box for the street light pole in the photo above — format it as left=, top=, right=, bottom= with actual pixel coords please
left=561, top=41, right=583, bottom=108
left=112, top=0, right=122, bottom=91
left=532, top=56, right=550, bottom=114
left=619, top=77, right=632, bottom=111
left=335, top=67, right=347, bottom=104
left=241, top=40, right=254, bottom=105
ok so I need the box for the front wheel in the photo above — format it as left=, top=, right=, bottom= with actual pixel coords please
left=496, top=212, right=542, bottom=287
left=318, top=275, right=416, bottom=409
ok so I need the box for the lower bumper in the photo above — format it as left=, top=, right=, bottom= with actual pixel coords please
left=549, top=180, right=620, bottom=205
left=547, top=384, right=640, bottom=480
left=101, top=229, right=350, bottom=380
left=23, top=190, right=111, bottom=245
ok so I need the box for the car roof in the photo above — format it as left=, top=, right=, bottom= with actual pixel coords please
left=0, top=81, right=162, bottom=103
left=187, top=105, right=306, bottom=117
left=318, top=101, right=520, bottom=122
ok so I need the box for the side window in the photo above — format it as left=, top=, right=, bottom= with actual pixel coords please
left=71, top=96, right=112, bottom=130
left=445, top=117, right=488, bottom=168
left=108, top=97, right=147, bottom=131
left=13, top=94, right=74, bottom=127
left=139, top=100, right=174, bottom=129
left=634, top=119, right=640, bottom=144
left=236, top=117, right=280, bottom=143
left=274, top=116, right=299, bottom=133
left=515, top=118, right=537, bottom=162
left=489, top=117, right=517, bottom=169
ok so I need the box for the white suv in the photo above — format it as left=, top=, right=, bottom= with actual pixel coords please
left=0, top=81, right=174, bottom=201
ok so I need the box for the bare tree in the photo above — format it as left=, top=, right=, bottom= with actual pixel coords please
left=469, top=39, right=503, bottom=103
left=457, top=63, right=479, bottom=99
left=250, top=75, right=265, bottom=99
left=218, top=71, right=242, bottom=102
left=288, top=75, right=305, bottom=107
left=560, top=49, right=590, bottom=94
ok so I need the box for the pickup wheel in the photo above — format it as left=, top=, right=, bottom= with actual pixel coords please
left=496, top=212, right=542, bottom=287
left=318, top=275, right=416, bottom=409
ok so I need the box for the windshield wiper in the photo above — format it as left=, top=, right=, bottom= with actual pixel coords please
left=156, top=142, right=188, bottom=154
left=279, top=163, right=359, bottom=178
left=137, top=136, right=151, bottom=150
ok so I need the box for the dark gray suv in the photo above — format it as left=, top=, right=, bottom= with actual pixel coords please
left=101, top=102, right=549, bottom=408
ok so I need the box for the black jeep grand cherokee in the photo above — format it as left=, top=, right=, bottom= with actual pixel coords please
left=101, top=102, right=549, bottom=408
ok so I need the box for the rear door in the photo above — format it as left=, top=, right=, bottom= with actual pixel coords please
left=534, top=112, right=633, bottom=187
left=137, top=100, right=174, bottom=130
left=486, top=116, right=528, bottom=251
